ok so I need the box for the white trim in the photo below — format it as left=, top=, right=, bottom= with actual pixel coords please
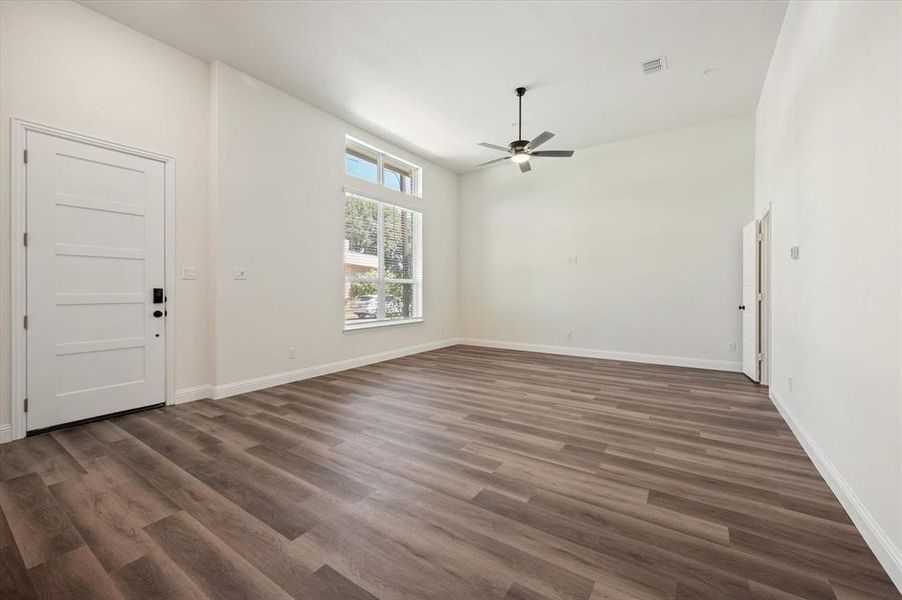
left=174, top=385, right=215, bottom=405
left=377, top=197, right=385, bottom=319
left=344, top=318, right=424, bottom=332
left=0, top=425, right=12, bottom=444
left=759, top=207, right=772, bottom=385
left=458, top=338, right=742, bottom=372
left=9, top=118, right=177, bottom=441
left=10, top=120, right=27, bottom=442
left=164, top=141, right=177, bottom=415
left=769, top=389, right=902, bottom=592
left=342, top=184, right=424, bottom=212
left=208, top=339, right=456, bottom=400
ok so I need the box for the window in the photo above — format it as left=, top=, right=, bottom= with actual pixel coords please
left=345, top=137, right=421, bottom=197
left=383, top=160, right=414, bottom=194
left=344, top=191, right=422, bottom=328
left=345, top=147, right=378, bottom=183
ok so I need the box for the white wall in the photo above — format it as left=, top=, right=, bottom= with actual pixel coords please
left=756, top=0, right=902, bottom=587
left=458, top=116, right=755, bottom=370
left=208, top=63, right=458, bottom=392
left=0, top=0, right=211, bottom=428
left=0, top=1, right=459, bottom=431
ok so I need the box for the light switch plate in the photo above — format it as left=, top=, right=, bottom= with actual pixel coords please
left=181, top=266, right=197, bottom=280
left=233, top=267, right=247, bottom=280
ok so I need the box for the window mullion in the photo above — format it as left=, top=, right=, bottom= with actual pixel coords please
left=377, top=202, right=385, bottom=320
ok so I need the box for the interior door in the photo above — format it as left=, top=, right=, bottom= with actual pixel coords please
left=741, top=220, right=759, bottom=382
left=26, top=130, right=166, bottom=431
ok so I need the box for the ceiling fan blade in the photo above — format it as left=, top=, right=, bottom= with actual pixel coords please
left=477, top=156, right=510, bottom=167
left=527, top=131, right=555, bottom=150
left=519, top=160, right=532, bottom=173
left=478, top=142, right=511, bottom=152
left=531, top=150, right=574, bottom=158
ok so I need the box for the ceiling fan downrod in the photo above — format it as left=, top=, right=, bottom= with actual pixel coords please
left=516, top=86, right=526, bottom=142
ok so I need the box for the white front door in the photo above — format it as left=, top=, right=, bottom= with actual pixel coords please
left=26, top=131, right=166, bottom=431
left=741, top=220, right=759, bottom=382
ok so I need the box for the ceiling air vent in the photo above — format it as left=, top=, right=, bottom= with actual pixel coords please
left=640, top=56, right=668, bottom=76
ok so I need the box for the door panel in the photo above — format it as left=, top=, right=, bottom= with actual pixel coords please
left=741, top=220, right=759, bottom=382
left=26, top=131, right=166, bottom=431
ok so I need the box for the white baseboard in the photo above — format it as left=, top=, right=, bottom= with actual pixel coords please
left=458, top=338, right=742, bottom=372
left=173, top=385, right=215, bottom=405
left=177, top=338, right=459, bottom=403
left=0, top=424, right=12, bottom=444
left=769, top=389, right=902, bottom=593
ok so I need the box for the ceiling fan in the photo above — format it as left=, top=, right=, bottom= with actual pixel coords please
left=477, top=86, right=575, bottom=173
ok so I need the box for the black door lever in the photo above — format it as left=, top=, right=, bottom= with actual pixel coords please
left=738, top=305, right=746, bottom=311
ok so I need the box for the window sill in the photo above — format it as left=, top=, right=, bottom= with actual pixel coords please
left=344, top=318, right=423, bottom=332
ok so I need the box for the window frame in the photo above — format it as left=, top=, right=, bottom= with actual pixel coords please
left=343, top=190, right=423, bottom=331
left=345, top=136, right=422, bottom=197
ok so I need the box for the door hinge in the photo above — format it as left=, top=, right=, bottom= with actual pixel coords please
left=23, top=232, right=28, bottom=247
left=24, top=398, right=28, bottom=413
left=757, top=352, right=763, bottom=361
left=23, top=149, right=28, bottom=164
left=23, top=315, right=28, bottom=329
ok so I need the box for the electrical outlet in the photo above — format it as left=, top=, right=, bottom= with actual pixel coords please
left=727, top=342, right=737, bottom=352
left=566, top=330, right=573, bottom=340
left=180, top=266, right=197, bottom=280
left=288, top=347, right=296, bottom=360
left=233, top=267, right=247, bottom=280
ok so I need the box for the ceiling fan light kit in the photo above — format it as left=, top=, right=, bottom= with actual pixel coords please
left=477, top=86, right=575, bottom=173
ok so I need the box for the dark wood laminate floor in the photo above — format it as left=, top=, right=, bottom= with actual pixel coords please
left=1, top=345, right=898, bottom=600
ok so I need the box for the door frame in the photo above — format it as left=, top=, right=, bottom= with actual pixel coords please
left=9, top=118, right=176, bottom=441
left=759, top=207, right=772, bottom=385
left=741, top=219, right=761, bottom=382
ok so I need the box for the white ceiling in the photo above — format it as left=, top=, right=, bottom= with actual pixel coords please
left=78, top=0, right=787, bottom=173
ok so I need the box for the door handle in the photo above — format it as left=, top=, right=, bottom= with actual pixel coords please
left=738, top=305, right=746, bottom=311
left=153, top=310, right=164, bottom=318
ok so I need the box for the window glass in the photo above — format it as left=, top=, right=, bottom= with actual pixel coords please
left=384, top=282, right=415, bottom=320
left=344, top=192, right=422, bottom=328
left=345, top=284, right=378, bottom=322
left=384, top=164, right=413, bottom=194
left=345, top=148, right=378, bottom=183
left=343, top=195, right=379, bottom=274
left=383, top=204, right=415, bottom=280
